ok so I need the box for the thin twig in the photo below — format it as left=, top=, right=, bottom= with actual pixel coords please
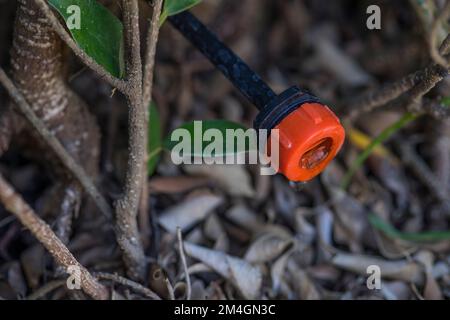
left=94, top=272, right=161, bottom=300
left=177, top=227, right=191, bottom=300
left=143, top=0, right=163, bottom=108
left=0, top=173, right=109, bottom=300
left=402, top=64, right=447, bottom=113
left=430, top=3, right=450, bottom=67
left=33, top=0, right=127, bottom=92
left=344, top=69, right=423, bottom=119
left=0, top=68, right=112, bottom=220
left=139, top=0, right=163, bottom=248
left=345, top=55, right=449, bottom=120
left=344, top=25, right=450, bottom=120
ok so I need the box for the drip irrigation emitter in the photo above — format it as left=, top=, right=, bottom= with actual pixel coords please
left=169, top=11, right=345, bottom=182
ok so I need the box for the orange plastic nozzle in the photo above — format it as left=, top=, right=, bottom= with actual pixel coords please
left=270, top=103, right=345, bottom=182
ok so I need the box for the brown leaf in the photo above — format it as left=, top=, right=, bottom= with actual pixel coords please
left=414, top=251, right=443, bottom=300
left=159, top=194, right=223, bottom=233
left=184, top=242, right=262, bottom=299
left=204, top=214, right=229, bottom=252
left=148, top=176, right=210, bottom=194
left=332, top=253, right=424, bottom=284
left=368, top=158, right=409, bottom=211
left=289, top=268, right=321, bottom=300
left=315, top=205, right=335, bottom=259
left=184, top=164, right=255, bottom=197
left=311, top=29, right=373, bottom=87
left=20, top=244, right=44, bottom=290
left=294, top=208, right=316, bottom=244
left=271, top=248, right=294, bottom=294
left=381, top=281, right=411, bottom=300
left=244, top=232, right=293, bottom=263
left=190, top=280, right=207, bottom=300
left=324, top=182, right=368, bottom=252
left=225, top=205, right=265, bottom=233
left=7, top=261, right=26, bottom=297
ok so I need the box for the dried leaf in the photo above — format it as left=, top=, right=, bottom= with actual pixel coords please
left=244, top=233, right=293, bottom=263
left=315, top=205, right=335, bottom=257
left=294, top=208, right=316, bottom=244
left=332, top=253, right=424, bottom=284
left=273, top=177, right=300, bottom=221
left=271, top=249, right=294, bottom=294
left=312, top=33, right=372, bottom=87
left=414, top=251, right=443, bottom=300
left=369, top=159, right=409, bottom=211
left=204, top=214, right=229, bottom=252
left=190, top=280, right=207, bottom=300
left=381, top=281, right=411, bottom=300
left=20, top=245, right=44, bottom=290
left=7, top=262, right=26, bottom=297
left=148, top=176, right=210, bottom=194
left=184, top=242, right=262, bottom=299
left=289, top=268, right=321, bottom=300
left=326, top=186, right=368, bottom=252
left=159, top=194, right=223, bottom=233
left=225, top=205, right=265, bottom=233
left=184, top=164, right=255, bottom=197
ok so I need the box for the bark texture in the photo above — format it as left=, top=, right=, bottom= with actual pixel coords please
left=1, top=0, right=101, bottom=240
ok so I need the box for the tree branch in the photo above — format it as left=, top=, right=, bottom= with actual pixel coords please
left=114, top=0, right=147, bottom=281
left=0, top=68, right=112, bottom=220
left=0, top=173, right=109, bottom=300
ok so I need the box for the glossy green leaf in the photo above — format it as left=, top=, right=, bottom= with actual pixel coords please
left=48, top=0, right=124, bottom=78
left=164, top=120, right=255, bottom=158
left=148, top=103, right=162, bottom=176
left=369, top=213, right=450, bottom=242
left=160, top=0, right=203, bottom=25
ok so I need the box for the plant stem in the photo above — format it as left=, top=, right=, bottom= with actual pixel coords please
left=114, top=0, right=147, bottom=281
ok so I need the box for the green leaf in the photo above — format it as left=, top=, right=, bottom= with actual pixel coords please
left=368, top=213, right=450, bottom=242
left=163, top=120, right=255, bottom=157
left=341, top=112, right=418, bottom=190
left=160, top=0, right=203, bottom=25
left=48, top=0, right=124, bottom=78
left=440, top=97, right=450, bottom=107
left=148, top=103, right=162, bottom=176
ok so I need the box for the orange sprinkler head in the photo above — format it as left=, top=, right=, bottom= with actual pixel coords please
left=255, top=87, right=345, bottom=182
left=273, top=103, right=345, bottom=181
left=170, top=13, right=344, bottom=182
